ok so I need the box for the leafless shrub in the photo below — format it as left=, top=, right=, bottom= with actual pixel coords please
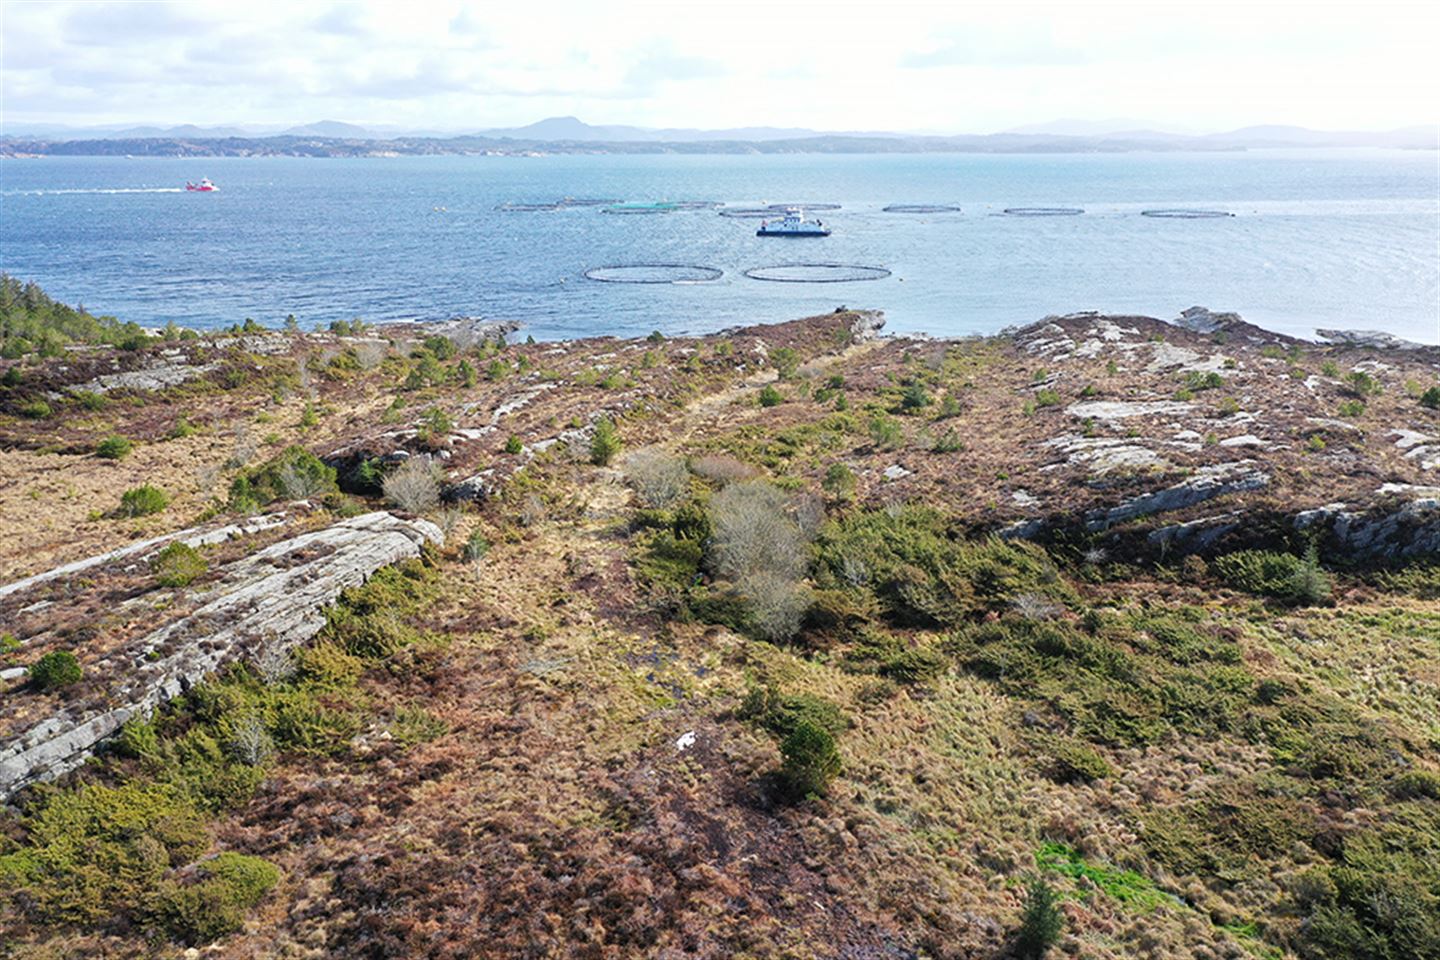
left=690, top=455, right=758, bottom=486
left=195, top=462, right=224, bottom=497
left=434, top=505, right=464, bottom=542
left=383, top=455, right=442, bottom=513
left=226, top=713, right=274, bottom=766
left=1011, top=592, right=1062, bottom=621
left=517, top=494, right=545, bottom=528
left=624, top=447, right=689, bottom=508
left=224, top=421, right=256, bottom=470
left=254, top=644, right=294, bottom=685
left=355, top=341, right=388, bottom=370
left=709, top=481, right=808, bottom=583
left=739, top=571, right=810, bottom=641
left=790, top=491, right=825, bottom=538
left=1083, top=547, right=1109, bottom=565
left=839, top=555, right=870, bottom=588
left=297, top=354, right=315, bottom=398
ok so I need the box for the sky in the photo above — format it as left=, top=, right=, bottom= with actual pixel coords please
left=3, top=0, right=1438, bottom=134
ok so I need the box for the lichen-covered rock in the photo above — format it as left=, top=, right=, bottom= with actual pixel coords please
left=0, top=512, right=440, bottom=799
left=1295, top=493, right=1440, bottom=558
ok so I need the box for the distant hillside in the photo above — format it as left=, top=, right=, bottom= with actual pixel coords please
left=2, top=119, right=1434, bottom=157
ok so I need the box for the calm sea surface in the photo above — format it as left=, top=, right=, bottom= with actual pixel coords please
left=1, top=151, right=1436, bottom=342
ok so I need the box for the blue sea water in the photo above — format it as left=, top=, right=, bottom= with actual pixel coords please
left=1, top=150, right=1436, bottom=342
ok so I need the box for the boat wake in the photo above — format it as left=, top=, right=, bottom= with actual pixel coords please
left=2, top=187, right=187, bottom=196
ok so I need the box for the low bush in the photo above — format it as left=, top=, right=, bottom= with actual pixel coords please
left=152, top=541, right=208, bottom=587
left=29, top=649, right=82, bottom=690
left=118, top=484, right=168, bottom=517
left=382, top=456, right=441, bottom=513
left=229, top=445, right=337, bottom=509
left=1213, top=547, right=1331, bottom=603
left=624, top=447, right=689, bottom=508
left=758, top=384, right=783, bottom=407
left=96, top=434, right=133, bottom=459
left=780, top=719, right=842, bottom=798
left=19, top=398, right=51, bottom=419
left=157, top=852, right=280, bottom=944
left=1421, top=386, right=1440, bottom=410
left=740, top=687, right=849, bottom=739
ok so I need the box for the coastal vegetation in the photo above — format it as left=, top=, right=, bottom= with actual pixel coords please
left=1, top=284, right=1438, bottom=958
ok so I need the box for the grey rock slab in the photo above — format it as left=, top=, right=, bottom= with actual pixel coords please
left=0, top=512, right=440, bottom=799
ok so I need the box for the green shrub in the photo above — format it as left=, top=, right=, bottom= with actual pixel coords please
left=95, top=434, right=133, bottom=459
left=1420, top=386, right=1440, bottom=410
left=822, top=462, right=856, bottom=499
left=741, top=687, right=849, bottom=739
left=780, top=719, right=842, bottom=798
left=505, top=434, right=523, bottom=454
left=156, top=852, right=280, bottom=944
left=1344, top=370, right=1381, bottom=397
left=1185, top=370, right=1225, bottom=391
left=1033, top=388, right=1061, bottom=408
left=770, top=347, right=800, bottom=380
left=1391, top=769, right=1440, bottom=801
left=590, top=417, right=621, bottom=466
left=229, top=445, right=337, bottom=507
left=868, top=414, right=902, bottom=449
left=118, top=484, right=169, bottom=517
left=758, top=384, right=783, bottom=407
left=1016, top=878, right=1064, bottom=958
left=463, top=529, right=490, bottom=563
left=1213, top=547, right=1331, bottom=603
left=18, top=398, right=51, bottom=419
left=29, top=649, right=82, bottom=689
left=152, top=541, right=208, bottom=587
left=899, top=381, right=931, bottom=411
left=1040, top=737, right=1114, bottom=783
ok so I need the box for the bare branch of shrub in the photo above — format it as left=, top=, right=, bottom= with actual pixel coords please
left=624, top=447, right=689, bottom=508
left=383, top=455, right=442, bottom=513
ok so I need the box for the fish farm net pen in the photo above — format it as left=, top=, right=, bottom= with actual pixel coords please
left=743, top=263, right=892, bottom=283
left=495, top=202, right=563, bottom=212
left=766, top=203, right=842, bottom=211
left=719, top=208, right=789, bottom=218
left=583, top=264, right=725, bottom=284
left=556, top=198, right=622, bottom=207
left=1141, top=209, right=1235, bottom=218
left=883, top=204, right=963, bottom=213
left=1002, top=207, right=1085, bottom=216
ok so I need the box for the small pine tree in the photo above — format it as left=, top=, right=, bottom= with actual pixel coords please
left=781, top=719, right=842, bottom=798
left=590, top=417, right=621, bottom=466
left=1016, top=878, right=1064, bottom=958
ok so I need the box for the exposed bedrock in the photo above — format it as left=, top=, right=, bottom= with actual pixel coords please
left=0, top=511, right=440, bottom=800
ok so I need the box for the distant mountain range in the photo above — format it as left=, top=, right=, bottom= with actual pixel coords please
left=2, top=116, right=1434, bottom=156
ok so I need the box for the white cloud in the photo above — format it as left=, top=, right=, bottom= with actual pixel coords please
left=3, top=0, right=1437, bottom=132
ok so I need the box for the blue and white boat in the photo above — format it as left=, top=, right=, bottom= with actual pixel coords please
left=756, top=207, right=830, bottom=237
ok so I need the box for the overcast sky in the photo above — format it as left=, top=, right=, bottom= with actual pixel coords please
left=3, top=0, right=1437, bottom=133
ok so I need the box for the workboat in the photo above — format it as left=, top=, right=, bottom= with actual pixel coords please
left=756, top=207, right=830, bottom=237
left=185, top=178, right=218, bottom=192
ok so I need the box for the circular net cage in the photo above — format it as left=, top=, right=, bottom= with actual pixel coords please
left=584, top=263, right=724, bottom=284
left=1003, top=207, right=1084, bottom=217
left=884, top=204, right=962, bottom=213
left=557, top=197, right=622, bottom=207
left=496, top=202, right=563, bottom=212
left=719, top=207, right=784, bottom=219
left=744, top=263, right=892, bottom=283
left=602, top=202, right=680, bottom=215
left=1141, top=208, right=1234, bottom=219
left=766, top=202, right=841, bottom=211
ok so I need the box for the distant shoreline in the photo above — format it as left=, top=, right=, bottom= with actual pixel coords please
left=3, top=130, right=1436, bottom=160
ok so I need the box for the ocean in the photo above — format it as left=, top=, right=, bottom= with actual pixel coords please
left=1, top=150, right=1436, bottom=342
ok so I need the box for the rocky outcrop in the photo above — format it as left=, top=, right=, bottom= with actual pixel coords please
left=1295, top=491, right=1440, bottom=559
left=0, top=512, right=440, bottom=800
left=1317, top=329, right=1433, bottom=352
left=1085, top=461, right=1270, bottom=531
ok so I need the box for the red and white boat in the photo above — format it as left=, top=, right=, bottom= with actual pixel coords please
left=185, top=178, right=218, bottom=192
